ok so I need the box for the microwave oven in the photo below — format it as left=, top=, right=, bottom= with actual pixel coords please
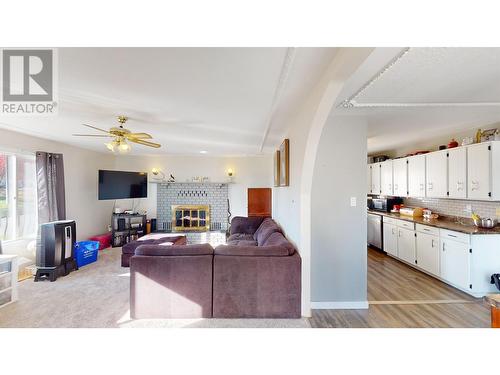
left=368, top=197, right=402, bottom=212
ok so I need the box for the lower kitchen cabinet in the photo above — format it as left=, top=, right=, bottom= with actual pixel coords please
left=383, top=223, right=398, bottom=257
left=440, top=237, right=470, bottom=291
left=415, top=231, right=440, bottom=276
left=397, top=227, right=416, bottom=265
left=378, top=217, right=500, bottom=297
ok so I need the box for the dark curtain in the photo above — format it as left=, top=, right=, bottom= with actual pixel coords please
left=36, top=152, right=66, bottom=223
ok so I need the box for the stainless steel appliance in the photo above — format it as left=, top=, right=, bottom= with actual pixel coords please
left=369, top=197, right=402, bottom=212
left=367, top=213, right=382, bottom=249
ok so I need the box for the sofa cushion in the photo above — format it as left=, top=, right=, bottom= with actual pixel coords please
left=135, top=243, right=214, bottom=256
left=227, top=233, right=255, bottom=242
left=122, top=235, right=185, bottom=254
left=214, top=245, right=289, bottom=257
left=230, top=216, right=265, bottom=235
left=253, top=218, right=282, bottom=245
left=262, top=232, right=295, bottom=255
left=227, top=239, right=258, bottom=246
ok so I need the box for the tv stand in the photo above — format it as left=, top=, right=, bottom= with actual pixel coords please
left=111, top=213, right=147, bottom=247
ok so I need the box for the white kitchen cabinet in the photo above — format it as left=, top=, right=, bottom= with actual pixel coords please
left=367, top=165, right=372, bottom=194
left=383, top=223, right=398, bottom=257
left=448, top=147, right=467, bottom=199
left=397, top=227, right=416, bottom=265
left=416, top=231, right=440, bottom=276
left=392, top=158, right=408, bottom=197
left=467, top=143, right=491, bottom=200
left=440, top=237, right=470, bottom=290
left=407, top=154, right=426, bottom=197
left=425, top=150, right=448, bottom=198
left=380, top=160, right=394, bottom=196
left=371, top=162, right=381, bottom=195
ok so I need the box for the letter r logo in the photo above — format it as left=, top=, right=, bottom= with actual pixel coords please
left=2, top=49, right=53, bottom=102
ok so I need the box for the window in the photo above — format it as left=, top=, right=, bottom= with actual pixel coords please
left=0, top=152, right=37, bottom=241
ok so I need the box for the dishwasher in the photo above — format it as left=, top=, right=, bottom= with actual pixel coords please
left=367, top=213, right=383, bottom=250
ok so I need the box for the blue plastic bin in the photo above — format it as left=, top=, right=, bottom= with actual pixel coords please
left=74, top=241, right=99, bottom=268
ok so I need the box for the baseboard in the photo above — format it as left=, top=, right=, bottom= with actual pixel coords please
left=310, top=301, right=369, bottom=310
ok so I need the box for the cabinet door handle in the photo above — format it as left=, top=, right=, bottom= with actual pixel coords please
left=431, top=239, right=435, bottom=248
left=442, top=242, right=446, bottom=251
left=392, top=228, right=395, bottom=235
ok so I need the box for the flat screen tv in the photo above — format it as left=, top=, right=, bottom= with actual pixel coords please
left=98, top=170, right=148, bottom=200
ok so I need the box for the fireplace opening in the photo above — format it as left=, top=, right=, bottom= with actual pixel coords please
left=171, top=205, right=210, bottom=232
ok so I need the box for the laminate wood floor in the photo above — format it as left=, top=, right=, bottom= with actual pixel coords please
left=309, top=248, right=491, bottom=328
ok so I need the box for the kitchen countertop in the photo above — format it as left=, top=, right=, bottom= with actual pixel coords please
left=368, top=210, right=500, bottom=235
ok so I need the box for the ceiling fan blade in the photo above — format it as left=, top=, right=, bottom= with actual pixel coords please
left=72, top=134, right=113, bottom=137
left=125, top=132, right=152, bottom=139
left=82, top=124, right=112, bottom=134
left=129, top=139, right=161, bottom=148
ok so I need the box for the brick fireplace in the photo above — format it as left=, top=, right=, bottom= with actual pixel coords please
left=156, top=182, right=229, bottom=232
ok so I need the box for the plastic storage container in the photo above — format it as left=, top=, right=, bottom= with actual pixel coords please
left=74, top=241, right=99, bottom=268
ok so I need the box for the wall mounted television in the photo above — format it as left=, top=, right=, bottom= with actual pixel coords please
left=98, top=170, right=148, bottom=200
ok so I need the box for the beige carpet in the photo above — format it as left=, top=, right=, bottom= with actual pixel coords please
left=0, top=247, right=309, bottom=328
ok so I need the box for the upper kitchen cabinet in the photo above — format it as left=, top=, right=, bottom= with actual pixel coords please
left=448, top=147, right=467, bottom=199
left=393, top=158, right=408, bottom=197
left=367, top=164, right=372, bottom=194
left=407, top=154, right=426, bottom=198
left=380, top=160, right=393, bottom=196
left=425, top=150, right=448, bottom=198
left=467, top=141, right=500, bottom=200
left=371, top=162, right=381, bottom=195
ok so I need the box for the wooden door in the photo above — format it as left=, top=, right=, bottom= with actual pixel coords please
left=248, top=188, right=272, bottom=217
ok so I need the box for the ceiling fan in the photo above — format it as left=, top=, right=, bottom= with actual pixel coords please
left=72, top=116, right=161, bottom=154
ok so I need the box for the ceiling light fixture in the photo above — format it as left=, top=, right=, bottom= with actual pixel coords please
left=200, top=150, right=208, bottom=154
left=117, top=139, right=131, bottom=154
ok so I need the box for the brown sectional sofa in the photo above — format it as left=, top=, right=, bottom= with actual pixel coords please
left=129, top=217, right=301, bottom=319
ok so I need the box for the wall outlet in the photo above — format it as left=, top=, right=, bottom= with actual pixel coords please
left=496, top=207, right=500, bottom=218
left=464, top=204, right=472, bottom=215
left=350, top=197, right=357, bottom=207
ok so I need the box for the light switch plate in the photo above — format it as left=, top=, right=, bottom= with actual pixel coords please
left=350, top=197, right=357, bottom=207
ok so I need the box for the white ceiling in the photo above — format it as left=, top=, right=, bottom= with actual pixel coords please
left=0, top=47, right=336, bottom=156
left=335, top=47, right=500, bottom=155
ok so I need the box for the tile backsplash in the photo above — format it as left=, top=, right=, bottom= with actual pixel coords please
left=403, top=197, right=500, bottom=219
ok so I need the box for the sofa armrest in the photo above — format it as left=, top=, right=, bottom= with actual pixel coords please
left=214, top=244, right=290, bottom=257
left=135, top=243, right=214, bottom=256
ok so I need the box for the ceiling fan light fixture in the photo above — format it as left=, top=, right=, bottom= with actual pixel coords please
left=105, top=140, right=117, bottom=152
left=117, top=140, right=131, bottom=154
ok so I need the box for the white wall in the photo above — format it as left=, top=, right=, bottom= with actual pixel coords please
left=272, top=48, right=373, bottom=315
left=112, top=154, right=273, bottom=220
left=0, top=128, right=115, bottom=253
left=311, top=116, right=368, bottom=307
